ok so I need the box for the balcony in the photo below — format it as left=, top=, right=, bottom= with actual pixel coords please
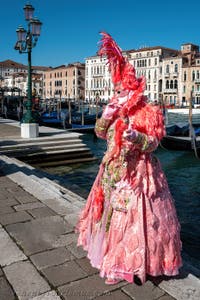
left=92, top=74, right=104, bottom=78
left=193, top=90, right=200, bottom=95
left=163, top=88, right=177, bottom=94
left=172, top=72, right=178, bottom=77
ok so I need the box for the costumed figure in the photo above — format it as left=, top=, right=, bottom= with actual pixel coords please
left=76, top=32, right=182, bottom=285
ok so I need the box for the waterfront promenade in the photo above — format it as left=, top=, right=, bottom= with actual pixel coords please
left=0, top=119, right=200, bottom=300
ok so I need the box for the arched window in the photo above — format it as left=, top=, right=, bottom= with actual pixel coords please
left=192, top=71, right=195, bottom=81
left=170, top=80, right=173, bottom=89
left=174, top=64, right=178, bottom=73
left=166, top=80, right=169, bottom=89
left=166, top=65, right=169, bottom=73
left=184, top=71, right=187, bottom=81
left=174, top=80, right=178, bottom=89
left=197, top=70, right=199, bottom=79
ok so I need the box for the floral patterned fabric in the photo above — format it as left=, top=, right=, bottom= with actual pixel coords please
left=76, top=104, right=182, bottom=284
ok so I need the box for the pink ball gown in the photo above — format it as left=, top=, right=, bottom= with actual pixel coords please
left=76, top=32, right=182, bottom=284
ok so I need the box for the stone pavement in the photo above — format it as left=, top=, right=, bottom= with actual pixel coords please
left=0, top=119, right=200, bottom=300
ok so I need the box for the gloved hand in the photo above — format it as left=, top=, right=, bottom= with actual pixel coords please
left=102, top=103, right=120, bottom=120
left=123, top=129, right=138, bottom=142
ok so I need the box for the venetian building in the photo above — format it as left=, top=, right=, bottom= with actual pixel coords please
left=85, top=51, right=130, bottom=103
left=85, top=46, right=179, bottom=104
left=180, top=43, right=200, bottom=107
left=0, top=60, right=48, bottom=98
left=160, top=55, right=182, bottom=106
left=85, top=55, right=112, bottom=103
left=43, top=62, right=85, bottom=101
left=128, top=46, right=178, bottom=104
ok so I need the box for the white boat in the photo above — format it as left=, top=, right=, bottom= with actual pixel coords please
left=167, top=108, right=200, bottom=114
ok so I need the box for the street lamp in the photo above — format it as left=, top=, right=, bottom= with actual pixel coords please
left=14, top=3, right=42, bottom=138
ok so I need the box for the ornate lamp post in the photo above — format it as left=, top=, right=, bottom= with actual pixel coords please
left=14, top=3, right=42, bottom=138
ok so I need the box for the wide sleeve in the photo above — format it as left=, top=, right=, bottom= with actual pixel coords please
left=129, top=104, right=165, bottom=153
left=95, top=117, right=111, bottom=140
left=132, top=132, right=159, bottom=153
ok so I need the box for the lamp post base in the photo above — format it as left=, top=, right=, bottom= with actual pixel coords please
left=21, top=123, right=39, bottom=138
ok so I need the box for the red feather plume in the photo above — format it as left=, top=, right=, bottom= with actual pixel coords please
left=98, top=32, right=126, bottom=84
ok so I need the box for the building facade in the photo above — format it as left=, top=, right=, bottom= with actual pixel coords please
left=0, top=59, right=48, bottom=98
left=1, top=41, right=200, bottom=109
left=85, top=43, right=200, bottom=107
left=42, top=62, right=85, bottom=101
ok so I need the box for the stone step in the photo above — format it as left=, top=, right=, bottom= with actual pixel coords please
left=1, top=146, right=91, bottom=158
left=0, top=138, right=82, bottom=150
left=0, top=143, right=88, bottom=156
left=22, top=149, right=93, bottom=161
left=34, top=156, right=97, bottom=167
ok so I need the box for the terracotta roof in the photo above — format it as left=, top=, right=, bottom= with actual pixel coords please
left=127, top=45, right=178, bottom=53
left=0, top=59, right=27, bottom=69
left=0, top=59, right=51, bottom=71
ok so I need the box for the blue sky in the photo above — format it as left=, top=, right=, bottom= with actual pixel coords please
left=1, top=0, right=200, bottom=68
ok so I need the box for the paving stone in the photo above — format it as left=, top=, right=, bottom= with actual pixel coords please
left=0, top=191, right=9, bottom=201
left=0, top=197, right=19, bottom=207
left=0, top=176, right=12, bottom=186
left=3, top=261, right=50, bottom=300
left=41, top=260, right=87, bottom=287
left=75, top=257, right=99, bottom=276
left=159, top=294, right=176, bottom=300
left=0, top=205, right=15, bottom=215
left=41, top=197, right=77, bottom=216
left=14, top=193, right=39, bottom=204
left=27, top=206, right=57, bottom=219
left=31, top=290, right=62, bottom=300
left=0, top=178, right=17, bottom=188
left=30, top=247, right=74, bottom=270
left=122, top=280, right=165, bottom=300
left=6, top=215, right=73, bottom=255
left=64, top=213, right=79, bottom=227
left=157, top=271, right=200, bottom=300
left=14, top=201, right=45, bottom=212
left=95, top=290, right=132, bottom=300
left=7, top=187, right=23, bottom=194
left=66, top=241, right=87, bottom=259
left=0, top=228, right=27, bottom=267
left=58, top=274, right=127, bottom=300
left=0, top=211, right=32, bottom=225
left=0, top=276, right=16, bottom=300
left=53, top=232, right=78, bottom=248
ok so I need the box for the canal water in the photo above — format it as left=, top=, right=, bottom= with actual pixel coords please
left=41, top=111, right=200, bottom=268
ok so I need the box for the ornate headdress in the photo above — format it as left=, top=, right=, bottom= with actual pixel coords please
left=98, top=32, right=145, bottom=92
